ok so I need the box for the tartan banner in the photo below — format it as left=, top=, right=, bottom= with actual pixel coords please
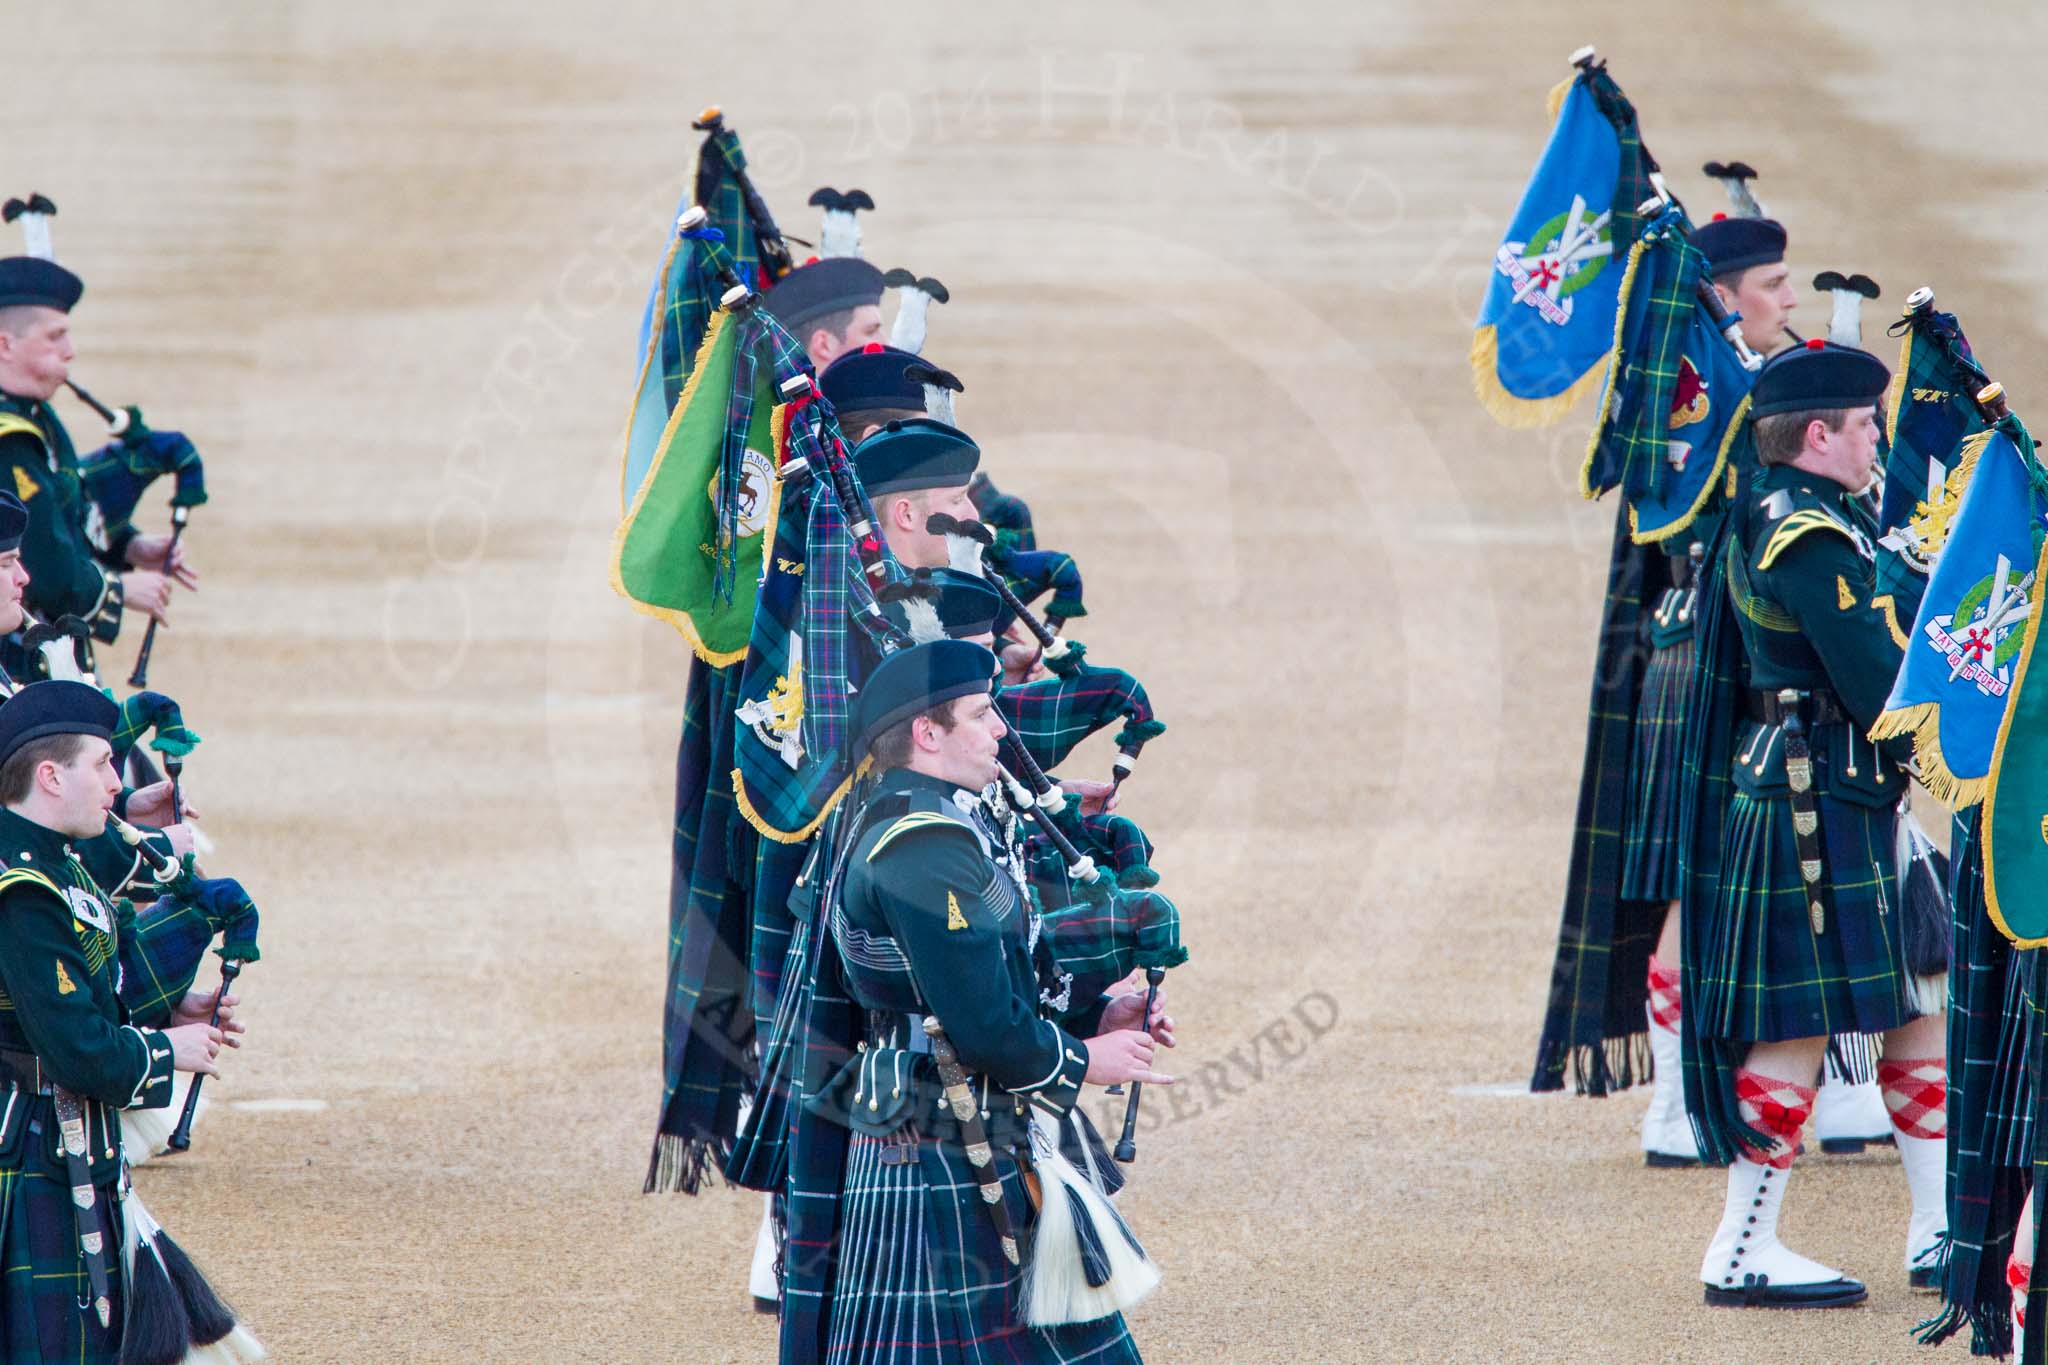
left=621, top=126, right=769, bottom=509
left=731, top=311, right=897, bottom=842
left=1530, top=500, right=1661, bottom=1096
left=647, top=656, right=756, bottom=1194
left=1580, top=206, right=1717, bottom=519
left=1875, top=301, right=1995, bottom=642
left=1917, top=810, right=2031, bottom=1353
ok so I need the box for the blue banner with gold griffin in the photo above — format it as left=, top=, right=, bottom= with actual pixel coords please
left=1471, top=60, right=1653, bottom=428
left=1873, top=423, right=2046, bottom=810
left=1581, top=208, right=1753, bottom=546
left=1873, top=298, right=1996, bottom=645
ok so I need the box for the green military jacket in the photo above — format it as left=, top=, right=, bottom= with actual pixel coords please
left=1723, top=463, right=1908, bottom=805
left=823, top=768, right=1096, bottom=1139
left=0, top=392, right=125, bottom=638
left=0, top=808, right=175, bottom=1184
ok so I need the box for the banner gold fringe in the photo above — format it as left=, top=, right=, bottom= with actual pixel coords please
left=1871, top=594, right=1910, bottom=648
left=1868, top=431, right=2019, bottom=811
left=608, top=307, right=757, bottom=667
left=1577, top=237, right=1650, bottom=497
left=1884, top=325, right=1917, bottom=445
left=731, top=757, right=872, bottom=844
left=1870, top=700, right=1990, bottom=810
left=1631, top=394, right=1751, bottom=545
left=1981, top=533, right=2048, bottom=945
left=1545, top=74, right=1573, bottom=121
left=1469, top=326, right=1607, bottom=429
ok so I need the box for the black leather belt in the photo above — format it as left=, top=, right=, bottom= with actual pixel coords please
left=865, top=1010, right=934, bottom=1055
left=1746, top=687, right=1849, bottom=727
left=0, top=1048, right=48, bottom=1094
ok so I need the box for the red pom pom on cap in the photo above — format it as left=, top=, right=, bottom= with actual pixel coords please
left=1806, top=338, right=1826, bottom=350
left=861, top=342, right=886, bottom=354
left=1712, top=212, right=1728, bottom=221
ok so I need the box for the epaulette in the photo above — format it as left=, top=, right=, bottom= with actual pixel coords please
left=0, top=413, right=41, bottom=446
left=1758, top=499, right=1854, bottom=572
left=0, top=865, right=66, bottom=905
left=866, top=790, right=979, bottom=862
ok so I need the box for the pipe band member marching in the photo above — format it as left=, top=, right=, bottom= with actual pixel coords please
left=0, top=680, right=254, bottom=1361
left=795, top=639, right=1167, bottom=1363
left=0, top=257, right=192, bottom=658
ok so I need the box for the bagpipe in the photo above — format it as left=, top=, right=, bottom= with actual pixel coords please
left=107, top=813, right=260, bottom=1152
left=70, top=395, right=206, bottom=688
left=4, top=193, right=207, bottom=685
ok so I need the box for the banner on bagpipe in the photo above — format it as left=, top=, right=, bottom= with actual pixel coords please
left=1873, top=422, right=2045, bottom=810
left=729, top=324, right=895, bottom=843
left=622, top=108, right=790, bottom=509
left=1872, top=289, right=1998, bottom=644
left=1471, top=48, right=1658, bottom=428
left=610, top=280, right=787, bottom=666
left=1580, top=206, right=1755, bottom=543
left=1975, top=434, right=2048, bottom=943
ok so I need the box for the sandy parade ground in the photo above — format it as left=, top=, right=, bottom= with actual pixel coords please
left=8, top=2, right=2048, bottom=1360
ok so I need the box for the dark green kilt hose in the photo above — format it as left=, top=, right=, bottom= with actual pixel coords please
left=826, top=1132, right=1139, bottom=1365
left=1618, top=631, right=1693, bottom=904
left=1, top=1163, right=124, bottom=1363
left=1692, top=788, right=1912, bottom=1044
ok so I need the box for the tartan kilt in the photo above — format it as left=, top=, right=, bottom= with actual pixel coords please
left=0, top=1162, right=124, bottom=1364
left=1692, top=789, right=1911, bottom=1043
left=826, top=1133, right=1141, bottom=1365
left=1618, top=636, right=1692, bottom=904
left=725, top=915, right=811, bottom=1193
left=1985, top=947, right=2040, bottom=1170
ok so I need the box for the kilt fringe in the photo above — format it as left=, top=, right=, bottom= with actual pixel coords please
left=1531, top=1029, right=1653, bottom=1098
left=644, top=1133, right=724, bottom=1196
left=1824, top=1035, right=1878, bottom=1088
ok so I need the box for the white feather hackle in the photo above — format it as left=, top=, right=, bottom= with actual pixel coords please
left=891, top=288, right=932, bottom=354
left=20, top=215, right=52, bottom=261
left=942, top=532, right=984, bottom=577
left=819, top=208, right=860, bottom=259
left=1827, top=290, right=1864, bottom=346
left=901, top=594, right=945, bottom=645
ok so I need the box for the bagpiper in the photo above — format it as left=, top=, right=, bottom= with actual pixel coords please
left=1680, top=340, right=1947, bottom=1308
left=0, top=680, right=254, bottom=1360
left=0, top=257, right=188, bottom=648
left=784, top=638, right=1167, bottom=1361
left=1534, top=210, right=1894, bottom=1159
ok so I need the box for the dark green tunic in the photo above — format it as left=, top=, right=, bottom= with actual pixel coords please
left=0, top=807, right=178, bottom=1362
left=0, top=393, right=127, bottom=641
left=802, top=767, right=1135, bottom=1364
left=1679, top=462, right=1918, bottom=1163
left=1692, top=462, right=1913, bottom=1045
